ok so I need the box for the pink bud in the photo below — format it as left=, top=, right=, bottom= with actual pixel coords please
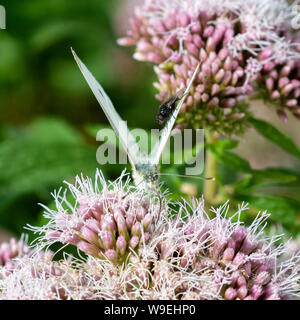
left=237, top=286, right=248, bottom=299
left=224, top=287, right=237, bottom=300
left=101, top=215, right=117, bottom=232
left=271, top=90, right=280, bottom=100
left=223, top=247, right=235, bottom=261
left=116, top=235, right=127, bottom=254
left=285, top=99, right=297, bottom=107
left=186, top=95, right=194, bottom=107
left=233, top=252, right=247, bottom=265
left=85, top=218, right=101, bottom=234
left=81, top=226, right=99, bottom=247
left=77, top=241, right=99, bottom=256
left=266, top=78, right=274, bottom=92
left=104, top=249, right=117, bottom=262
left=270, top=70, right=278, bottom=79
left=117, top=37, right=137, bottom=46
left=178, top=12, right=190, bottom=27
left=215, top=69, right=225, bottom=82
left=222, top=71, right=232, bottom=86
left=232, top=227, right=247, bottom=246
left=255, top=271, right=270, bottom=285
left=129, top=236, right=140, bottom=249
left=224, top=57, right=232, bottom=70
left=201, top=93, right=209, bottom=102
left=133, top=52, right=147, bottom=61
left=186, top=42, right=199, bottom=56
left=211, top=61, right=220, bottom=75
left=278, top=77, right=290, bottom=89
left=165, top=14, right=176, bottom=29
left=153, top=20, right=167, bottom=33
left=137, top=39, right=153, bottom=52
left=206, top=37, right=216, bottom=52
left=211, top=84, right=220, bottom=96
left=283, top=83, right=294, bottom=96
left=203, top=25, right=214, bottom=38
left=237, top=275, right=246, bottom=287
left=294, top=88, right=300, bottom=98
left=194, top=91, right=201, bottom=102
left=280, top=65, right=292, bottom=77
left=191, top=21, right=201, bottom=33
left=250, top=284, right=263, bottom=299
left=100, top=231, right=114, bottom=250
left=218, top=48, right=229, bottom=60
left=199, top=48, right=208, bottom=61
left=131, top=222, right=141, bottom=237
left=91, top=201, right=104, bottom=220
left=147, top=52, right=164, bottom=64
left=208, top=97, right=219, bottom=107
left=224, top=28, right=234, bottom=42
left=260, top=47, right=273, bottom=60
left=46, top=230, right=62, bottom=240
left=193, top=34, right=203, bottom=47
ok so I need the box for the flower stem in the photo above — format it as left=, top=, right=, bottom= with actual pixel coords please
left=204, top=130, right=218, bottom=210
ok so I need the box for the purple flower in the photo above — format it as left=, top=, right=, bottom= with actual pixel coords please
left=2, top=171, right=300, bottom=300
left=0, top=253, right=92, bottom=300
left=118, top=0, right=300, bottom=133
left=125, top=199, right=300, bottom=300
left=28, top=170, right=161, bottom=264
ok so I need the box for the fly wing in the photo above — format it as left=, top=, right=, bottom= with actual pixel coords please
left=160, top=88, right=185, bottom=108
left=72, top=48, right=141, bottom=168
left=149, top=62, right=201, bottom=165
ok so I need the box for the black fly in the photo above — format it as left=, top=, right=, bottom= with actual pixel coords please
left=156, top=88, right=186, bottom=125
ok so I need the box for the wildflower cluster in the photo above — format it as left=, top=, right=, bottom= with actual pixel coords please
left=28, top=170, right=161, bottom=264
left=118, top=0, right=300, bottom=134
left=0, top=171, right=299, bottom=300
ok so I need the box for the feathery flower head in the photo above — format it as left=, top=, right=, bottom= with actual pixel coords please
left=120, top=199, right=300, bottom=300
left=2, top=177, right=300, bottom=300
left=0, top=253, right=93, bottom=300
left=28, top=170, right=162, bottom=265
left=257, top=30, right=300, bottom=122
left=0, top=235, right=31, bottom=267
left=118, top=0, right=300, bottom=133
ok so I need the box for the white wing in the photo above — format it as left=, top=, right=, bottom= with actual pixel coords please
left=71, top=48, right=141, bottom=168
left=149, top=62, right=201, bottom=165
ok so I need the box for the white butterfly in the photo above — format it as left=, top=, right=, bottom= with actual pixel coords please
left=71, top=48, right=200, bottom=190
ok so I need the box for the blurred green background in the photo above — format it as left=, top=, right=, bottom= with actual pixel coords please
left=0, top=0, right=300, bottom=245
left=0, top=0, right=159, bottom=239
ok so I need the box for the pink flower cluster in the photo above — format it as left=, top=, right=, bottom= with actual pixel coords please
left=29, top=170, right=160, bottom=264
left=0, top=236, right=32, bottom=275
left=126, top=200, right=300, bottom=300
left=118, top=0, right=300, bottom=134
left=2, top=171, right=295, bottom=300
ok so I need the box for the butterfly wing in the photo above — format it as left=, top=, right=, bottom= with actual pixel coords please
left=71, top=48, right=141, bottom=169
left=149, top=62, right=201, bottom=165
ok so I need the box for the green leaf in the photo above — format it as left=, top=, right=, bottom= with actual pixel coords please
left=209, top=142, right=300, bottom=183
left=0, top=118, right=99, bottom=213
left=235, top=193, right=300, bottom=227
left=208, top=144, right=252, bottom=173
left=27, top=117, right=83, bottom=144
left=249, top=118, right=300, bottom=159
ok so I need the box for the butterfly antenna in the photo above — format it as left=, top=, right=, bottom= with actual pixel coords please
left=158, top=173, right=215, bottom=181
left=121, top=179, right=144, bottom=199
left=151, top=180, right=162, bottom=216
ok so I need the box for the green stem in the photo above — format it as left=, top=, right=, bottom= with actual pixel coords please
left=204, top=130, right=218, bottom=210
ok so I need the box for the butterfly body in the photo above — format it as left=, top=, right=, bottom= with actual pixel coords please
left=133, top=162, right=159, bottom=190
